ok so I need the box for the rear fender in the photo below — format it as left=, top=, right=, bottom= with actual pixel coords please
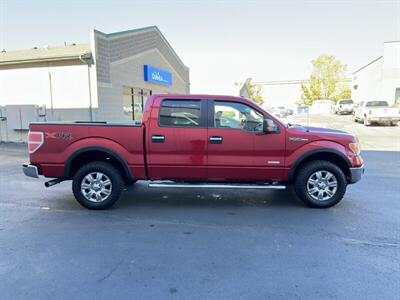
left=63, top=138, right=133, bottom=178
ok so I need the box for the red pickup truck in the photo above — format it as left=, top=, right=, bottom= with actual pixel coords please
left=23, top=94, right=364, bottom=209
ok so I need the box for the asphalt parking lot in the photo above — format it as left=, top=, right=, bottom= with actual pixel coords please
left=0, top=115, right=399, bottom=299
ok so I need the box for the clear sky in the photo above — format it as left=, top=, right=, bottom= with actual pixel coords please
left=1, top=0, right=399, bottom=105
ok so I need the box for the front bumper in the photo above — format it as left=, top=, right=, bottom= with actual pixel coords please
left=349, top=164, right=364, bottom=184
left=22, top=163, right=39, bottom=178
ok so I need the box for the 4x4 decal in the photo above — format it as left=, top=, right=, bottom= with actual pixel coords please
left=45, top=132, right=72, bottom=141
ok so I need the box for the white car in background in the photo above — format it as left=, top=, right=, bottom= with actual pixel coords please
left=333, top=99, right=354, bottom=115
left=354, top=100, right=400, bottom=126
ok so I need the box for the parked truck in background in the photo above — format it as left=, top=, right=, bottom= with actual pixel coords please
left=333, top=99, right=354, bottom=115
left=23, top=94, right=364, bottom=210
left=354, top=100, right=400, bottom=126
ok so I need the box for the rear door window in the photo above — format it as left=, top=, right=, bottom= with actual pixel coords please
left=159, top=100, right=203, bottom=127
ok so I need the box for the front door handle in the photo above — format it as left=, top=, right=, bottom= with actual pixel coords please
left=152, top=135, right=165, bottom=143
left=209, top=136, right=223, bottom=144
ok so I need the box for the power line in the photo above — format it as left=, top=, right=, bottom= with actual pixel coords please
left=253, top=78, right=352, bottom=86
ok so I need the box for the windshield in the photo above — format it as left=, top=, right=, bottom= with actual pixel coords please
left=366, top=101, right=389, bottom=107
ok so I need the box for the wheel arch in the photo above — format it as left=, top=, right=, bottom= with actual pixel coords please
left=288, top=149, right=351, bottom=182
left=65, top=146, right=131, bottom=180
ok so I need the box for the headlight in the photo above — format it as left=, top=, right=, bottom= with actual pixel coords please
left=349, top=142, right=360, bottom=155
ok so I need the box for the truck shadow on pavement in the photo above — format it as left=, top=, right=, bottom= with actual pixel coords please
left=116, top=183, right=302, bottom=209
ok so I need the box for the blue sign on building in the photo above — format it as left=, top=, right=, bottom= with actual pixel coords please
left=143, top=65, right=172, bottom=86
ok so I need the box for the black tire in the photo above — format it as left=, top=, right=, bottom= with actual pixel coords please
left=72, top=161, right=124, bottom=210
left=294, top=160, right=347, bottom=208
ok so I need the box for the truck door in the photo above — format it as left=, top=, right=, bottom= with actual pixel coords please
left=207, top=100, right=285, bottom=181
left=147, top=98, right=208, bottom=180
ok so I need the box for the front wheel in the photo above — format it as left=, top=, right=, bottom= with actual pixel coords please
left=294, top=160, right=347, bottom=208
left=72, top=161, right=124, bottom=210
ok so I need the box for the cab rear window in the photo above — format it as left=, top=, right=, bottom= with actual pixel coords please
left=366, top=101, right=389, bottom=107
left=339, top=100, right=353, bottom=104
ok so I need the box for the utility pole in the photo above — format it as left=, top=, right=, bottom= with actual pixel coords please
left=48, top=70, right=54, bottom=120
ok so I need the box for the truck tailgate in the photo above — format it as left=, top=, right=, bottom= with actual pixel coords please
left=369, top=107, right=399, bottom=118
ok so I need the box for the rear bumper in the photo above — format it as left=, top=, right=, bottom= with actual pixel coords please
left=349, top=164, right=364, bottom=184
left=338, top=109, right=354, bottom=113
left=22, top=163, right=39, bottom=178
left=367, top=117, right=399, bottom=122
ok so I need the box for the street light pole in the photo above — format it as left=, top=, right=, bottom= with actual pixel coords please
left=79, top=53, right=94, bottom=121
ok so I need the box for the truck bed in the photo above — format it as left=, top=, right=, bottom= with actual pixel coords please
left=29, top=121, right=146, bottom=179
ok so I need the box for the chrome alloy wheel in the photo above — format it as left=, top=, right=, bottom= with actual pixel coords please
left=306, top=170, right=338, bottom=201
left=81, top=172, right=112, bottom=203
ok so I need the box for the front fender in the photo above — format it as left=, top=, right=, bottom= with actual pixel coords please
left=286, top=140, right=350, bottom=167
left=286, top=140, right=352, bottom=181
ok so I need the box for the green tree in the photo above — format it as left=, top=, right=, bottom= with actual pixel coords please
left=301, top=54, right=351, bottom=105
left=236, top=77, right=264, bottom=105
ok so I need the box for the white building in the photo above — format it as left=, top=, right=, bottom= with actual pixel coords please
left=0, top=26, right=190, bottom=142
left=352, top=41, right=400, bottom=105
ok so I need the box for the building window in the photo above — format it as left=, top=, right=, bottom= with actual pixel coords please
left=122, top=86, right=152, bottom=121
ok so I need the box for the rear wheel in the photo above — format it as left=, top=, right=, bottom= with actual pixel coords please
left=294, top=160, right=347, bottom=208
left=72, top=161, right=123, bottom=210
left=363, top=117, right=371, bottom=126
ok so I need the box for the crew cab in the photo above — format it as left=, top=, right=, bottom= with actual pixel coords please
left=23, top=94, right=364, bottom=210
left=354, top=100, right=400, bottom=126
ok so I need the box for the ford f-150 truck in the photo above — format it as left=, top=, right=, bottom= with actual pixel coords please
left=23, top=94, right=364, bottom=209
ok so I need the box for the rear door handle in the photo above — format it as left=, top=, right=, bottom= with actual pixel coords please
left=152, top=135, right=165, bottom=143
left=209, top=136, right=223, bottom=144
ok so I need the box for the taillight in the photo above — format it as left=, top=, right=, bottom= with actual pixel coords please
left=28, top=131, right=44, bottom=154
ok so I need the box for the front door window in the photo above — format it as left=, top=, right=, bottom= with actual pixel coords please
left=214, top=101, right=264, bottom=132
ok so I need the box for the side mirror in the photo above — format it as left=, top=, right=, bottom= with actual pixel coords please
left=263, top=118, right=279, bottom=134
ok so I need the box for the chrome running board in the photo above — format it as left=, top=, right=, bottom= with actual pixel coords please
left=148, top=181, right=286, bottom=190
